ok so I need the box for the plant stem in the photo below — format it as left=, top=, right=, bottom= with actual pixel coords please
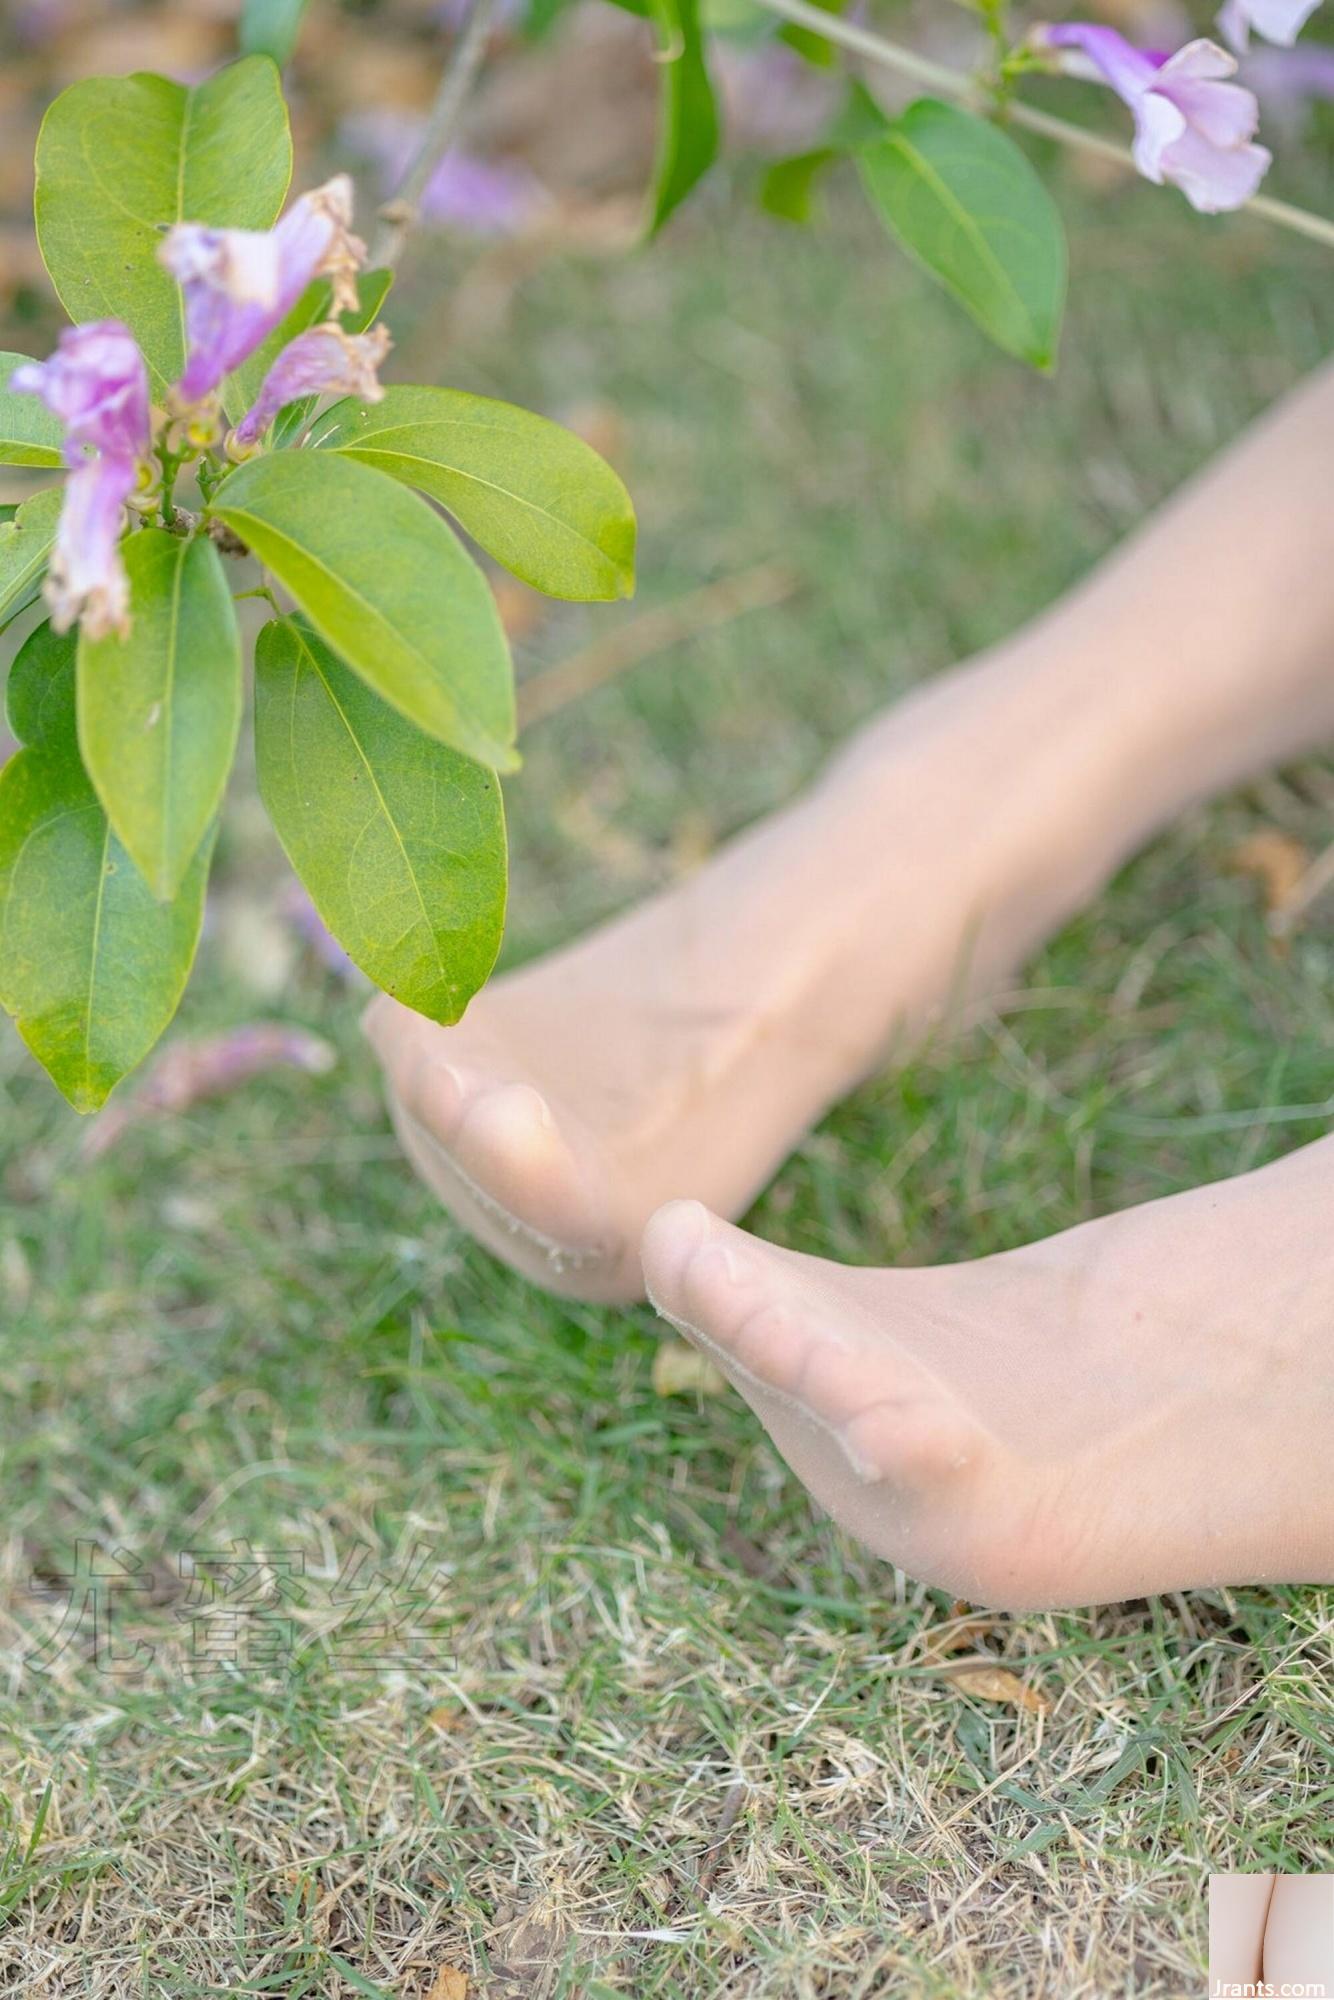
left=371, top=0, right=499, bottom=268
left=749, top=0, right=1334, bottom=252
left=158, top=449, right=180, bottom=528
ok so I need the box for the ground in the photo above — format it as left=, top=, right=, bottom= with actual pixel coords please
left=2, top=142, right=1334, bottom=1997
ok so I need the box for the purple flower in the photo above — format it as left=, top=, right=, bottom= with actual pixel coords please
left=1038, top=24, right=1272, bottom=212
left=159, top=175, right=368, bottom=406
left=11, top=320, right=150, bottom=466
left=43, top=455, right=139, bottom=638
left=11, top=320, right=150, bottom=638
left=418, top=153, right=546, bottom=236
left=342, top=113, right=546, bottom=237
left=231, top=323, right=391, bottom=450
left=1217, top=0, right=1321, bottom=49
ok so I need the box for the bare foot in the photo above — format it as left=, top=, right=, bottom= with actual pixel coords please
left=364, top=637, right=1156, bottom=1300
left=365, top=365, right=1334, bottom=1302
left=641, top=1136, right=1334, bottom=1610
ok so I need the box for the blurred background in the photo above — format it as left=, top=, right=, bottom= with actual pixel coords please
left=2, top=4, right=1333, bottom=1995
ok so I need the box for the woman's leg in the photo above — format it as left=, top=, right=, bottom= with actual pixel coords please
left=366, top=361, right=1334, bottom=1303
left=1209, top=1875, right=1276, bottom=1994
left=641, top=1133, right=1334, bottom=1609
left=1262, top=1875, right=1334, bottom=1993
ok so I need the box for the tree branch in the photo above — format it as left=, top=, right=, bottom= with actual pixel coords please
left=371, top=0, right=499, bottom=269
left=749, top=0, right=1334, bottom=252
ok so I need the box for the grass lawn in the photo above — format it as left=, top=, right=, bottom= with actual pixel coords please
left=3, top=144, right=1334, bottom=1997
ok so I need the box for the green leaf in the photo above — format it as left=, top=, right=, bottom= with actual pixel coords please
left=312, top=385, right=636, bottom=603
left=857, top=99, right=1066, bottom=371
left=222, top=267, right=394, bottom=432
left=77, top=530, right=242, bottom=901
left=255, top=618, right=506, bottom=1021
left=760, top=149, right=835, bottom=224
left=758, top=81, right=889, bottom=226
left=0, top=487, right=62, bottom=628
left=647, top=0, right=720, bottom=233
left=5, top=619, right=77, bottom=749
left=35, top=57, right=293, bottom=400
left=0, top=356, right=64, bottom=468
left=209, top=451, right=517, bottom=771
left=0, top=623, right=212, bottom=1112
left=239, top=0, right=310, bottom=66
left=831, top=79, right=893, bottom=148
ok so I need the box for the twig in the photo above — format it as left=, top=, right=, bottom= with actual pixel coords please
left=694, top=1778, right=750, bottom=1896
left=748, top=0, right=1334, bottom=252
left=372, top=0, right=499, bottom=268
left=515, top=561, right=798, bottom=727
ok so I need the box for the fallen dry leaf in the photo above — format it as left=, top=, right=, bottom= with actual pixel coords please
left=486, top=1896, right=576, bottom=1999
left=1226, top=829, right=1310, bottom=915
left=940, top=1661, right=1051, bottom=1714
left=924, top=1616, right=1002, bottom=1660
left=426, top=1967, right=468, bottom=2000
left=652, top=1340, right=729, bottom=1398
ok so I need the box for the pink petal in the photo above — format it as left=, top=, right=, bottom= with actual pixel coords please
left=11, top=321, right=150, bottom=464
left=46, top=454, right=137, bottom=639
left=162, top=177, right=367, bottom=406
left=1156, top=35, right=1240, bottom=82
left=1226, top=0, right=1322, bottom=43
left=232, top=323, right=390, bottom=449
left=1040, top=21, right=1162, bottom=101
left=1160, top=125, right=1272, bottom=208
left=1162, top=74, right=1261, bottom=144
left=1130, top=87, right=1188, bottom=180
left=1218, top=0, right=1255, bottom=51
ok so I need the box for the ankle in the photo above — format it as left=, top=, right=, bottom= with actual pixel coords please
left=817, top=636, right=1161, bottom=938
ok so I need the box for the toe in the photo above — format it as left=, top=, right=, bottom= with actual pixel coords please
left=644, top=1205, right=982, bottom=1492
left=362, top=994, right=635, bottom=1299
left=641, top=1198, right=714, bottom=1306
left=448, top=1080, right=609, bottom=1255
left=393, top=1050, right=468, bottom=1148
left=643, top=1205, right=814, bottom=1393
